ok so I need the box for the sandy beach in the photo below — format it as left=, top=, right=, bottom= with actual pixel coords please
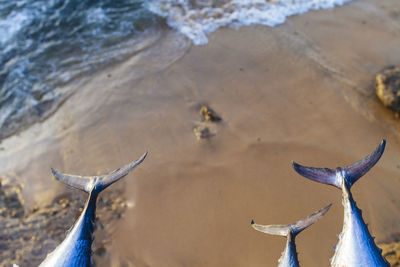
left=1, top=0, right=400, bottom=266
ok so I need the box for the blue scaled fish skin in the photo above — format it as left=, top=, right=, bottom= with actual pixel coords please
left=293, top=140, right=389, bottom=267
left=39, top=152, right=147, bottom=267
left=251, top=204, right=331, bottom=267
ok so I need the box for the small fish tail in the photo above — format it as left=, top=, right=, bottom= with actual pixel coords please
left=251, top=204, right=331, bottom=237
left=292, top=140, right=385, bottom=189
left=51, top=152, right=147, bottom=194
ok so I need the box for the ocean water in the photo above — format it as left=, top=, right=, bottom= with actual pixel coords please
left=0, top=0, right=350, bottom=141
left=0, top=0, right=160, bottom=140
left=148, top=0, right=351, bottom=45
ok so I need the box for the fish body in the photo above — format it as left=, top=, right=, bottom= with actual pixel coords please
left=277, top=233, right=299, bottom=267
left=252, top=204, right=331, bottom=267
left=293, top=140, right=389, bottom=267
left=39, top=153, right=147, bottom=267
left=39, top=192, right=97, bottom=266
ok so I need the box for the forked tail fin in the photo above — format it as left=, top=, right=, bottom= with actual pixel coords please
left=292, top=140, right=385, bottom=189
left=251, top=204, right=331, bottom=237
left=51, top=152, right=147, bottom=194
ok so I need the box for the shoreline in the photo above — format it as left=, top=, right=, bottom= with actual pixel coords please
left=1, top=0, right=400, bottom=266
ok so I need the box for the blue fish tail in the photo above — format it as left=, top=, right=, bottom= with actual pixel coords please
left=51, top=152, right=147, bottom=194
left=292, top=140, right=385, bottom=189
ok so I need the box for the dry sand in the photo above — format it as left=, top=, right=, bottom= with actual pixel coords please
left=1, top=0, right=400, bottom=266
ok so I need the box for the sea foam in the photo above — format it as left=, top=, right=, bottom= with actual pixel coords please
left=147, top=0, right=352, bottom=45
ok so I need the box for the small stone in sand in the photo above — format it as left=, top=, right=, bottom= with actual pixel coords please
left=193, top=125, right=212, bottom=139
left=380, top=241, right=400, bottom=266
left=58, top=198, right=69, bottom=208
left=30, top=205, right=39, bottom=213
left=0, top=177, right=24, bottom=218
left=94, top=245, right=107, bottom=256
left=200, top=105, right=221, bottom=122
left=376, top=66, right=400, bottom=112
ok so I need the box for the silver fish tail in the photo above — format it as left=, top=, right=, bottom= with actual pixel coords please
left=39, top=152, right=147, bottom=267
left=251, top=204, right=331, bottom=267
left=293, top=140, right=389, bottom=267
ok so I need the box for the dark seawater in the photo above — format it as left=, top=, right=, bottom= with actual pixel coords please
left=0, top=0, right=161, bottom=140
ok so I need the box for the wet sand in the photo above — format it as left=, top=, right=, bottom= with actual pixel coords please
left=2, top=0, right=400, bottom=266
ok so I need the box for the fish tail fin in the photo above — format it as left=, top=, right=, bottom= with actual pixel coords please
left=51, top=152, right=147, bottom=194
left=251, top=204, right=331, bottom=237
left=292, top=140, right=385, bottom=189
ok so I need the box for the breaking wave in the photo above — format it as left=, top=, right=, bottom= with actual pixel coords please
left=148, top=0, right=351, bottom=45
